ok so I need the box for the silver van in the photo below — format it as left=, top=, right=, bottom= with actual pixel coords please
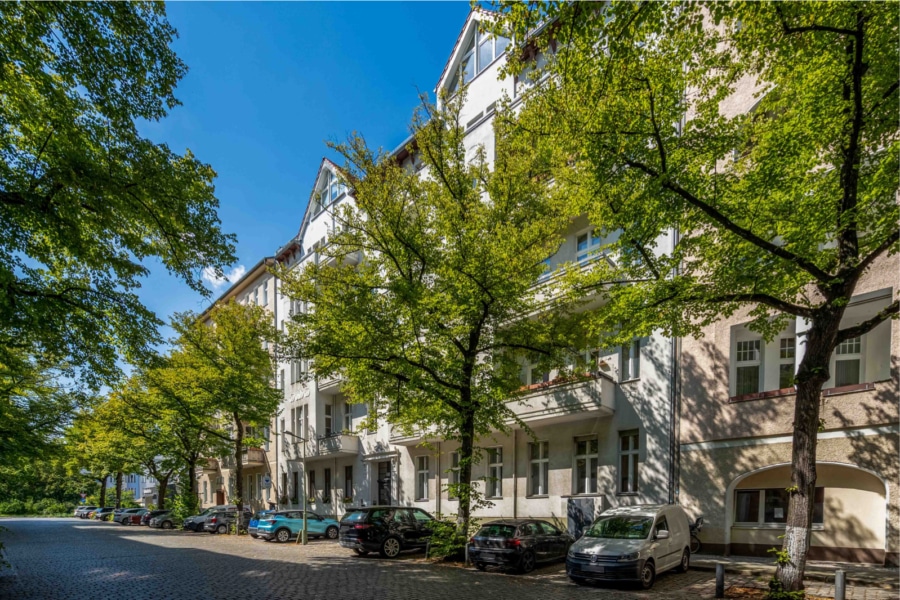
left=566, top=504, right=691, bottom=589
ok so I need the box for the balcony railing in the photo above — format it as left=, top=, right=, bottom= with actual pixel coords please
left=283, top=434, right=360, bottom=462
left=510, top=373, right=616, bottom=425
left=193, top=458, right=219, bottom=477
left=317, top=372, right=344, bottom=393
left=241, top=448, right=266, bottom=466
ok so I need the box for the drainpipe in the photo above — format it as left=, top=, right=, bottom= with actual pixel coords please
left=436, top=442, right=442, bottom=517
left=512, top=429, right=518, bottom=519
left=273, top=275, right=280, bottom=508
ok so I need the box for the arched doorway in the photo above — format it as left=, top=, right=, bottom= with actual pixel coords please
left=724, top=462, right=888, bottom=563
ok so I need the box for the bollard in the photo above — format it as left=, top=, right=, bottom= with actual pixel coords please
left=715, top=562, right=725, bottom=599
left=834, top=569, right=846, bottom=600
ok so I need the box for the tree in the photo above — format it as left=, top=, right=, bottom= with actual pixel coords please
left=279, top=91, right=577, bottom=533
left=173, top=301, right=281, bottom=522
left=0, top=2, right=237, bottom=393
left=495, top=1, right=898, bottom=590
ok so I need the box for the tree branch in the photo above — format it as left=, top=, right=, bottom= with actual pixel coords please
left=836, top=300, right=898, bottom=343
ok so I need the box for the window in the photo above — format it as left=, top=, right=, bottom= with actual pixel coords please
left=291, top=471, right=299, bottom=504
left=263, top=284, right=268, bottom=306
left=344, top=466, right=353, bottom=499
left=324, top=468, right=332, bottom=503
left=618, top=430, right=639, bottom=494
left=735, top=488, right=824, bottom=525
left=779, top=337, right=796, bottom=389
left=412, top=508, right=432, bottom=523
left=203, top=480, right=208, bottom=503
left=574, top=437, right=599, bottom=494
left=324, top=404, right=333, bottom=436
left=529, top=365, right=550, bottom=386
left=487, top=447, right=503, bottom=498
left=308, top=470, right=316, bottom=499
left=576, top=229, right=604, bottom=263
left=279, top=369, right=285, bottom=390
left=449, top=452, right=460, bottom=500
left=343, top=403, right=352, bottom=432
left=281, top=473, right=287, bottom=504
left=835, top=336, right=861, bottom=387
left=249, top=475, right=256, bottom=501
left=448, top=29, right=510, bottom=95
left=621, top=339, right=640, bottom=381
left=529, top=441, right=549, bottom=496
left=416, top=456, right=429, bottom=501
left=256, top=473, right=263, bottom=500
left=735, top=339, right=761, bottom=395
left=254, top=287, right=259, bottom=305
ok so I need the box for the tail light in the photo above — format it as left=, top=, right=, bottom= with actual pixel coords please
left=353, top=524, right=371, bottom=530
left=469, top=537, right=475, bottom=545
left=209, top=517, right=217, bottom=524
left=505, top=539, right=522, bottom=549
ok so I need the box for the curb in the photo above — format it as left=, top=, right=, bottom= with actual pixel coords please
left=692, top=562, right=899, bottom=591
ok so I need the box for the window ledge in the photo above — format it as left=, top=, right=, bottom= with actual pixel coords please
left=616, top=492, right=639, bottom=497
left=526, top=495, right=549, bottom=499
left=561, top=493, right=604, bottom=499
left=729, top=388, right=796, bottom=404
left=620, top=377, right=640, bottom=384
left=821, top=382, right=875, bottom=397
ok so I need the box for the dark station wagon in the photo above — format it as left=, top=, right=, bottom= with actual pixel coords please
left=468, top=519, right=574, bottom=573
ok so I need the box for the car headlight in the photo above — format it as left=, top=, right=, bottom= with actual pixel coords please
left=617, top=552, right=640, bottom=562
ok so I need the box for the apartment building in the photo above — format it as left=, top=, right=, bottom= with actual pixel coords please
left=195, top=257, right=278, bottom=512
left=104, top=473, right=161, bottom=508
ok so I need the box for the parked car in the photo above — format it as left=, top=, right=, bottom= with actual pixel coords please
left=203, top=509, right=253, bottom=534
left=74, top=506, right=97, bottom=518
left=469, top=519, right=574, bottom=573
left=248, top=510, right=276, bottom=538
left=566, top=504, right=691, bottom=589
left=339, top=506, right=434, bottom=558
left=148, top=511, right=176, bottom=530
left=120, top=508, right=150, bottom=525
left=113, top=508, right=145, bottom=524
left=93, top=507, right=115, bottom=521
left=141, top=510, right=169, bottom=526
left=256, top=510, right=341, bottom=543
left=183, top=506, right=226, bottom=532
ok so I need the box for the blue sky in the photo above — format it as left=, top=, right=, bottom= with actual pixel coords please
left=139, top=1, right=472, bottom=340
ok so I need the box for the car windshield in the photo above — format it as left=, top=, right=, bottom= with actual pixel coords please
left=476, top=524, right=517, bottom=538
left=584, top=516, right=653, bottom=539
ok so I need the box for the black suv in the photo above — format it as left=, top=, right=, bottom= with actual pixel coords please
left=339, top=506, right=434, bottom=558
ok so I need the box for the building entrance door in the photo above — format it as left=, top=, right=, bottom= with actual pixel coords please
left=216, top=490, right=225, bottom=505
left=377, top=461, right=391, bottom=505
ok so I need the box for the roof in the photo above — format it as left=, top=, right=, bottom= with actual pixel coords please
left=198, top=256, right=275, bottom=322
left=295, top=157, right=344, bottom=250
left=435, top=7, right=498, bottom=93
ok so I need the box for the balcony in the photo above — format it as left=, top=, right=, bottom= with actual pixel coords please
left=317, top=372, right=344, bottom=394
left=193, top=458, right=219, bottom=477
left=241, top=448, right=267, bottom=466
left=510, top=373, right=616, bottom=426
left=283, top=434, right=360, bottom=462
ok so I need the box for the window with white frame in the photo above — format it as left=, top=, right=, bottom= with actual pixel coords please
left=324, top=403, right=333, bottom=436
left=344, top=466, right=353, bottom=499
left=779, top=337, right=796, bottom=389
left=529, top=364, right=550, bottom=385
left=263, top=284, right=268, bottom=306
left=621, top=339, right=640, bottom=381
left=449, top=452, right=460, bottom=500
left=416, top=456, right=429, bottom=501
left=203, top=480, right=208, bottom=503
left=735, top=339, right=761, bottom=395
left=735, top=488, right=824, bottom=525
left=254, top=287, right=259, bottom=305
left=834, top=336, right=862, bottom=387
left=574, top=437, right=599, bottom=494
left=576, top=229, right=604, bottom=263
left=487, top=447, right=503, bottom=498
left=529, top=441, right=549, bottom=496
left=447, top=28, right=510, bottom=95
left=279, top=369, right=285, bottom=390
left=256, top=473, right=263, bottom=500
left=618, top=430, right=639, bottom=494
left=343, top=403, right=352, bottom=432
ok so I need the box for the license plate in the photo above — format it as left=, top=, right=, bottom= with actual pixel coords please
left=585, top=565, right=605, bottom=573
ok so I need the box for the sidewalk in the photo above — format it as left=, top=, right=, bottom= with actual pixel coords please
left=692, top=554, right=899, bottom=591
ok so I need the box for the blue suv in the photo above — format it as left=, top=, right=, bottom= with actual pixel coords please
left=256, top=510, right=341, bottom=543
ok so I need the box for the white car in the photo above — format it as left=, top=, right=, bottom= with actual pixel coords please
left=566, top=504, right=692, bottom=589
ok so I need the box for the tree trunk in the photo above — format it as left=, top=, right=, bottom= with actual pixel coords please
left=233, top=413, right=244, bottom=533
left=157, top=472, right=171, bottom=509
left=776, top=315, right=840, bottom=591
left=456, top=408, right=476, bottom=534
left=186, top=455, right=198, bottom=498
left=98, top=476, right=108, bottom=507
left=114, top=471, right=123, bottom=508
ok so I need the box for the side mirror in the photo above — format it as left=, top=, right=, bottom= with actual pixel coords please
left=656, top=530, right=670, bottom=540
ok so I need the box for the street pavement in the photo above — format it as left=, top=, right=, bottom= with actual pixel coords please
left=0, top=518, right=893, bottom=600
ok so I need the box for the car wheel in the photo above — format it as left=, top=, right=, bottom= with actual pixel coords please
left=474, top=562, right=487, bottom=571
left=217, top=524, right=228, bottom=534
left=354, top=549, right=369, bottom=556
left=162, top=521, right=173, bottom=530
left=518, top=550, right=536, bottom=574
left=676, top=548, right=690, bottom=573
left=380, top=536, right=401, bottom=558
left=325, top=526, right=339, bottom=540
left=275, top=528, right=291, bottom=543
left=639, top=560, right=656, bottom=590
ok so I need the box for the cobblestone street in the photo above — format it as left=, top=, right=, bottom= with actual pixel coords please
left=0, top=519, right=891, bottom=600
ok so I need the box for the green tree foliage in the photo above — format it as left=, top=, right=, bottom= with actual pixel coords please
left=173, top=301, right=281, bottom=516
left=0, top=2, right=237, bottom=391
left=495, top=1, right=898, bottom=590
left=279, top=91, right=578, bottom=532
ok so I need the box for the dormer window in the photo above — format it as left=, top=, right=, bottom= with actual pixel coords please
left=314, top=170, right=346, bottom=216
left=448, top=27, right=510, bottom=95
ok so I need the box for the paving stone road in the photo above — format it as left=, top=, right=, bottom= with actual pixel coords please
left=0, top=518, right=887, bottom=600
